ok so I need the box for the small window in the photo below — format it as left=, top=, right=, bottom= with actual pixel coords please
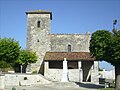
left=37, top=21, right=40, bottom=28
left=37, top=39, right=39, bottom=42
left=68, top=61, right=78, bottom=69
left=49, top=61, right=63, bottom=69
left=68, top=44, right=71, bottom=52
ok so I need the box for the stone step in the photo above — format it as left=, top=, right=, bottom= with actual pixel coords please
left=51, top=82, right=79, bottom=87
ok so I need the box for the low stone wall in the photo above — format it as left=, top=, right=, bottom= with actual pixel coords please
left=0, top=75, right=5, bottom=89
left=45, top=69, right=63, bottom=81
left=4, top=74, right=51, bottom=86
left=99, top=69, right=115, bottom=80
left=68, top=69, right=79, bottom=82
left=45, top=69, right=80, bottom=82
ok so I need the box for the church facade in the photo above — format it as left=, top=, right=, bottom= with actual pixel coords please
left=26, top=10, right=99, bottom=83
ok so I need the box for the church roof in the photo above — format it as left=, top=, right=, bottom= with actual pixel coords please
left=44, top=52, right=95, bottom=61
left=26, top=10, right=52, bottom=20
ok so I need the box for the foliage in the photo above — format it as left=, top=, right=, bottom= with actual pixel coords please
left=32, top=70, right=37, bottom=74
left=0, top=60, right=13, bottom=72
left=90, top=30, right=120, bottom=89
left=15, top=49, right=37, bottom=65
left=0, top=37, right=37, bottom=73
left=0, top=38, right=20, bottom=68
left=0, top=60, right=11, bottom=68
left=90, top=30, right=112, bottom=61
left=90, top=30, right=120, bottom=66
left=101, top=88, right=115, bottom=90
left=106, top=31, right=120, bottom=65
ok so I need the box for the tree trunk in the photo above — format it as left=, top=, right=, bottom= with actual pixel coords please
left=22, top=64, right=27, bottom=73
left=115, top=65, right=120, bottom=90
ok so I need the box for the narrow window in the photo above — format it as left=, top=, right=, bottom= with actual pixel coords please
left=68, top=44, right=71, bottom=52
left=37, top=21, right=40, bottom=28
left=37, top=39, right=39, bottom=42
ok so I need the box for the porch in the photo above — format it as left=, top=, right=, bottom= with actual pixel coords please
left=44, top=52, right=99, bottom=84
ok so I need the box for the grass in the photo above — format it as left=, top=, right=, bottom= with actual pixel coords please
left=101, top=88, right=115, bottom=90
left=0, top=67, right=14, bottom=72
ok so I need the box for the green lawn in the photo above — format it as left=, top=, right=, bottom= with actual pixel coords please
left=101, top=88, right=115, bottom=90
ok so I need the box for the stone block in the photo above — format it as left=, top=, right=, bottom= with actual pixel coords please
left=19, top=80, right=31, bottom=86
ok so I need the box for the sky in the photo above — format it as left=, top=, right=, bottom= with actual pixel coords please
left=0, top=0, right=120, bottom=70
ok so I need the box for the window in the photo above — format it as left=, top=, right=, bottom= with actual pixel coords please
left=68, top=44, right=71, bottom=52
left=37, top=21, right=40, bottom=28
left=37, top=39, right=39, bottom=42
left=49, top=61, right=63, bottom=69
left=68, top=61, right=78, bottom=69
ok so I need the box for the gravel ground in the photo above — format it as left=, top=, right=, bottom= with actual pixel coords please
left=5, top=82, right=104, bottom=90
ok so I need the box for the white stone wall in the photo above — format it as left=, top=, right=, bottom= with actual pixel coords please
left=4, top=74, right=51, bottom=86
left=45, top=69, right=63, bottom=81
left=91, top=61, right=99, bottom=84
left=44, top=61, right=99, bottom=83
left=45, top=69, right=80, bottom=82
left=68, top=69, right=79, bottom=82
left=99, top=69, right=115, bottom=79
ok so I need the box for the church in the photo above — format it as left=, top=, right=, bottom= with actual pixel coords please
left=26, top=10, right=99, bottom=84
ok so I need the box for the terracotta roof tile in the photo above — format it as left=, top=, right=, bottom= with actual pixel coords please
left=44, top=52, right=95, bottom=61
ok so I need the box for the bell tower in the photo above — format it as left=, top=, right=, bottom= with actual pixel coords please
left=26, top=10, right=52, bottom=74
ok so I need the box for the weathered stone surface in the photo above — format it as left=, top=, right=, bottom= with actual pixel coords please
left=91, top=61, right=99, bottom=84
left=26, top=11, right=91, bottom=74
left=26, top=10, right=99, bottom=84
left=5, top=74, right=51, bottom=86
left=0, top=75, right=5, bottom=89
left=50, top=34, right=90, bottom=52
left=26, top=13, right=51, bottom=73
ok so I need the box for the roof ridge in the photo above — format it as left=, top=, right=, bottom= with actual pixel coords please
left=26, top=10, right=51, bottom=13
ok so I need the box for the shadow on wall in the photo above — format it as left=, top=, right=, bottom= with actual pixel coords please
left=38, top=61, right=44, bottom=75
left=75, top=82, right=104, bottom=89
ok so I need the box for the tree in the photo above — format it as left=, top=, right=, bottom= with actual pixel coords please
left=0, top=38, right=20, bottom=68
left=15, top=49, right=37, bottom=73
left=90, top=30, right=120, bottom=90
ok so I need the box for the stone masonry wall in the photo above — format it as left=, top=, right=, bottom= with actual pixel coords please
left=26, top=14, right=51, bottom=73
left=45, top=69, right=80, bottom=82
left=50, top=33, right=90, bottom=52
left=26, top=12, right=91, bottom=74
left=5, top=74, right=51, bottom=86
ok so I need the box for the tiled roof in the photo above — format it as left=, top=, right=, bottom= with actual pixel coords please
left=26, top=10, right=51, bottom=14
left=44, top=52, right=95, bottom=61
left=26, top=10, right=52, bottom=20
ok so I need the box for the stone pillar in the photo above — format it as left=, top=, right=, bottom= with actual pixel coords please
left=103, top=69, right=106, bottom=78
left=44, top=61, right=49, bottom=77
left=78, top=61, right=83, bottom=82
left=0, top=75, right=5, bottom=90
left=91, top=61, right=99, bottom=84
left=61, top=58, right=68, bottom=82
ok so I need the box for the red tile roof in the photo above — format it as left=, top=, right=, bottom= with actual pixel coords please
left=44, top=52, right=95, bottom=61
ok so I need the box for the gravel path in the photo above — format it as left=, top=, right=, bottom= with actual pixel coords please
left=5, top=82, right=104, bottom=90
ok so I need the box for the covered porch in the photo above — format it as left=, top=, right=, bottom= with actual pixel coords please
left=44, top=52, right=99, bottom=84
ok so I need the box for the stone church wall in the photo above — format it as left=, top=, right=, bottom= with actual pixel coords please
left=26, top=14, right=51, bottom=73
left=26, top=11, right=91, bottom=75
left=50, top=33, right=90, bottom=52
